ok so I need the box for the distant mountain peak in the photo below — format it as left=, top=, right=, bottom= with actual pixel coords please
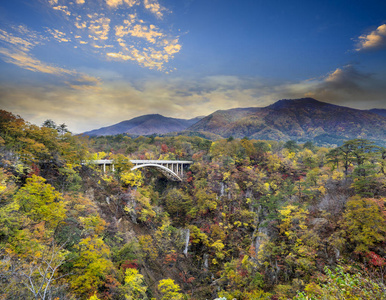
left=188, top=98, right=386, bottom=146
left=83, top=114, right=201, bottom=136
left=83, top=98, right=386, bottom=146
left=268, top=98, right=331, bottom=109
left=369, top=108, right=386, bottom=117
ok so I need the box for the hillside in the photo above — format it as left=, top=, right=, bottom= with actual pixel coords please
left=1, top=109, right=386, bottom=299
left=82, top=99, right=386, bottom=146
left=370, top=108, right=386, bottom=117
left=83, top=114, right=201, bottom=136
left=188, top=98, right=386, bottom=146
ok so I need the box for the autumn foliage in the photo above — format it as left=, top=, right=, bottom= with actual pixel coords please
left=0, top=110, right=385, bottom=299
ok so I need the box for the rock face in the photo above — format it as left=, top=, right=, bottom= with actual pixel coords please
left=83, top=114, right=202, bottom=136
left=188, top=98, right=386, bottom=146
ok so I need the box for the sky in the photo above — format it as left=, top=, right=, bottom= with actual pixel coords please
left=0, top=0, right=385, bottom=133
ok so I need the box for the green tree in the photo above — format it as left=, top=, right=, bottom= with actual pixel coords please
left=295, top=265, right=386, bottom=300
left=284, top=140, right=300, bottom=153
left=165, top=188, right=193, bottom=224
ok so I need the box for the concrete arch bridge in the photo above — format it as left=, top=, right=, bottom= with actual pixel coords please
left=93, top=160, right=193, bottom=181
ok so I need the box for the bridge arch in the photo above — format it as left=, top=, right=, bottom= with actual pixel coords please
left=131, top=164, right=182, bottom=181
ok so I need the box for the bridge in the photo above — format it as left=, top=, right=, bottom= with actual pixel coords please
left=93, top=160, right=193, bottom=181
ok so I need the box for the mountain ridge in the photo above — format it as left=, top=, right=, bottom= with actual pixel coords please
left=83, top=98, right=386, bottom=146
left=83, top=114, right=202, bottom=136
left=369, top=108, right=386, bottom=117
left=188, top=98, right=386, bottom=145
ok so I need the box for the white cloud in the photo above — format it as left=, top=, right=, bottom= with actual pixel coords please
left=52, top=6, right=71, bottom=16
left=0, top=29, right=36, bottom=52
left=356, top=24, right=386, bottom=51
left=111, top=13, right=181, bottom=70
left=116, top=23, right=164, bottom=43
left=0, top=26, right=100, bottom=90
left=43, top=0, right=181, bottom=72
left=107, top=46, right=166, bottom=70
left=106, top=0, right=122, bottom=8
left=124, top=0, right=139, bottom=6
left=0, top=47, right=100, bottom=88
left=87, top=14, right=110, bottom=41
left=143, top=0, right=166, bottom=18
left=163, top=39, right=181, bottom=56
left=106, top=0, right=139, bottom=8
left=1, top=66, right=386, bottom=134
left=46, top=28, right=71, bottom=42
left=0, top=0, right=181, bottom=87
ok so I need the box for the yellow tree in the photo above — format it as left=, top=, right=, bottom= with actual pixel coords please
left=157, top=279, right=184, bottom=300
left=14, top=175, right=66, bottom=231
left=70, top=235, right=113, bottom=298
left=342, top=197, right=386, bottom=253
left=123, top=268, right=148, bottom=300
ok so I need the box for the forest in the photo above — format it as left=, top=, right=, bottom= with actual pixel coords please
left=0, top=109, right=385, bottom=300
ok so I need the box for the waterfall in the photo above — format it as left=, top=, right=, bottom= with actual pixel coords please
left=220, top=182, right=225, bottom=197
left=183, top=228, right=190, bottom=256
left=203, top=253, right=209, bottom=269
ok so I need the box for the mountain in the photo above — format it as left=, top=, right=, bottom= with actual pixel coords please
left=83, top=114, right=202, bottom=136
left=369, top=108, right=386, bottom=117
left=188, top=98, right=386, bottom=146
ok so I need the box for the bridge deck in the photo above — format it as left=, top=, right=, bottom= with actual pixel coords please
left=91, top=159, right=193, bottom=181
left=93, top=160, right=193, bottom=164
left=131, top=160, right=193, bottom=164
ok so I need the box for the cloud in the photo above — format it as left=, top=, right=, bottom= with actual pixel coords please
left=115, top=22, right=164, bottom=43
left=52, top=5, right=71, bottom=16
left=44, top=0, right=181, bottom=71
left=76, top=0, right=85, bottom=4
left=0, top=26, right=100, bottom=90
left=46, top=28, right=71, bottom=42
left=75, top=16, right=87, bottom=29
left=0, top=27, right=44, bottom=51
left=0, top=47, right=100, bottom=88
left=106, top=0, right=139, bottom=8
left=0, top=47, right=69, bottom=74
left=298, top=65, right=386, bottom=109
left=107, top=47, right=167, bottom=70
left=87, top=14, right=110, bottom=41
left=322, top=65, right=370, bottom=91
left=111, top=13, right=181, bottom=70
left=1, top=66, right=385, bottom=134
left=356, top=24, right=386, bottom=51
left=107, top=37, right=181, bottom=70
left=65, top=74, right=101, bottom=90
left=0, top=30, right=36, bottom=52
left=0, top=77, right=268, bottom=133
left=144, top=0, right=166, bottom=18
left=163, top=39, right=181, bottom=56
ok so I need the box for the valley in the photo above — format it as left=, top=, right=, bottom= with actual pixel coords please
left=1, top=108, right=385, bottom=299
